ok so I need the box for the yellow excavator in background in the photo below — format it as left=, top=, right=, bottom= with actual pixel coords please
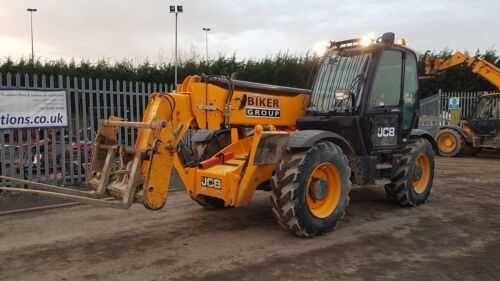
left=425, top=52, right=500, bottom=156
left=0, top=33, right=436, bottom=237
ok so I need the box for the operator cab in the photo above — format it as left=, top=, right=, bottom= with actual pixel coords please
left=298, top=32, right=420, bottom=156
left=469, top=93, right=500, bottom=137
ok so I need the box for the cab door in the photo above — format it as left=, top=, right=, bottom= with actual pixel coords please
left=469, top=96, right=500, bottom=136
left=401, top=51, right=419, bottom=134
left=364, top=49, right=404, bottom=151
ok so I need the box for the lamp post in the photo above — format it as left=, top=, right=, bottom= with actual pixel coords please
left=170, top=5, right=183, bottom=92
left=26, top=8, right=37, bottom=63
left=202, top=27, right=210, bottom=64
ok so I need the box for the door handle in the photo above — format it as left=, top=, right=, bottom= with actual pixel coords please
left=368, top=118, right=375, bottom=133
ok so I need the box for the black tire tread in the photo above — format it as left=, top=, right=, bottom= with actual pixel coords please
left=193, top=195, right=228, bottom=210
left=271, top=142, right=351, bottom=237
left=460, top=143, right=481, bottom=155
left=385, top=138, right=433, bottom=207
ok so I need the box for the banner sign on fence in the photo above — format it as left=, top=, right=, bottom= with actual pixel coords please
left=0, top=89, right=68, bottom=130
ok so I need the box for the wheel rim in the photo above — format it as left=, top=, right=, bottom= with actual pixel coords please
left=438, top=133, right=457, bottom=153
left=412, top=153, right=431, bottom=194
left=306, top=162, right=341, bottom=218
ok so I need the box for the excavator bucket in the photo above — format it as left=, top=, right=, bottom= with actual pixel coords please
left=0, top=116, right=167, bottom=209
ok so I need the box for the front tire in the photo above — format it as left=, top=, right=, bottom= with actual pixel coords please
left=385, top=138, right=435, bottom=206
left=271, top=142, right=352, bottom=237
left=436, top=128, right=463, bottom=157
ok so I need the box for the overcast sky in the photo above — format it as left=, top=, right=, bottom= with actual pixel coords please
left=1, top=0, right=498, bottom=63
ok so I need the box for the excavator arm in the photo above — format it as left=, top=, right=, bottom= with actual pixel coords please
left=425, top=51, right=500, bottom=89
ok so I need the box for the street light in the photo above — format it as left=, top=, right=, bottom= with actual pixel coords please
left=26, top=8, right=37, bottom=63
left=170, top=5, right=183, bottom=92
left=202, top=27, right=211, bottom=64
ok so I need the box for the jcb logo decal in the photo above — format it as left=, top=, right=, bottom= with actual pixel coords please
left=201, top=176, right=222, bottom=191
left=377, top=127, right=396, bottom=137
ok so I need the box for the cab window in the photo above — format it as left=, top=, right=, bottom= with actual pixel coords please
left=475, top=97, right=500, bottom=119
left=402, top=52, right=419, bottom=130
left=370, top=50, right=403, bottom=107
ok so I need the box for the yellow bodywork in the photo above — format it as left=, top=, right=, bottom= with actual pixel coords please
left=116, top=75, right=310, bottom=209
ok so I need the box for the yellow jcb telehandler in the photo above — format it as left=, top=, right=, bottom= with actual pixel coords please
left=425, top=52, right=500, bottom=156
left=1, top=33, right=436, bottom=237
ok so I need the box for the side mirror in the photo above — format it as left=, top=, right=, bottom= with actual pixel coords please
left=334, top=88, right=353, bottom=100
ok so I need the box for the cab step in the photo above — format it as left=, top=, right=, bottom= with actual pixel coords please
left=375, top=163, right=392, bottom=170
left=374, top=178, right=391, bottom=185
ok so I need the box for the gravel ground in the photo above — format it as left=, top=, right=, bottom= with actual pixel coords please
left=0, top=154, right=499, bottom=281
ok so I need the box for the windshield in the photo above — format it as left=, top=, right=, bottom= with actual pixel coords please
left=474, top=96, right=500, bottom=119
left=310, top=48, right=372, bottom=113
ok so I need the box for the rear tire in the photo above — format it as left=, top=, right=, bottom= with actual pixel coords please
left=385, top=138, right=435, bottom=206
left=461, top=144, right=481, bottom=156
left=271, top=142, right=351, bottom=237
left=192, top=130, right=231, bottom=162
left=436, top=128, right=464, bottom=157
left=193, top=195, right=228, bottom=210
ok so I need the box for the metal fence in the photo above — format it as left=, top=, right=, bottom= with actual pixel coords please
left=0, top=72, right=174, bottom=187
left=418, top=90, right=488, bottom=136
